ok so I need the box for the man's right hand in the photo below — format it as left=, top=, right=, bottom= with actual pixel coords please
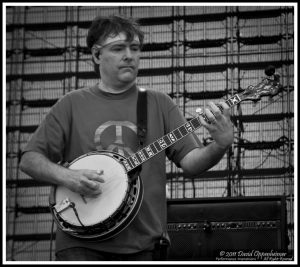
left=66, top=169, right=105, bottom=197
left=20, top=151, right=105, bottom=198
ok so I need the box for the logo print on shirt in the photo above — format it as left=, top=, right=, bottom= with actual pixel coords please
left=94, top=121, right=137, bottom=156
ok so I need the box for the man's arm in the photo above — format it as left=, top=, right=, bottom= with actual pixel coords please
left=180, top=101, right=234, bottom=176
left=180, top=142, right=230, bottom=176
left=19, top=151, right=105, bottom=197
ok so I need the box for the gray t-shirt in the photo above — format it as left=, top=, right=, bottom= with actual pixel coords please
left=23, top=84, right=201, bottom=253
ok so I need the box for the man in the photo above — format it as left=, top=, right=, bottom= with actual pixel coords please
left=20, top=15, right=234, bottom=261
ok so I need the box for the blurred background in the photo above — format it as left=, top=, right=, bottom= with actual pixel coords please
left=5, top=4, right=295, bottom=261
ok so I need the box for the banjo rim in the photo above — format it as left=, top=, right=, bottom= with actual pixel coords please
left=49, top=150, right=143, bottom=240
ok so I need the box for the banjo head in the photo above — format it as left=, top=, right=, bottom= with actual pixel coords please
left=54, top=152, right=129, bottom=227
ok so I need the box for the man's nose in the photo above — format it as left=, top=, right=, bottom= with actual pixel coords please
left=123, top=47, right=133, bottom=60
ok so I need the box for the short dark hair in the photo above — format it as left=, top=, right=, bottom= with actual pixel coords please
left=86, top=15, right=144, bottom=76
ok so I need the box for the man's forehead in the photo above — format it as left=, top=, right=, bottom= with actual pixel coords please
left=102, top=32, right=140, bottom=46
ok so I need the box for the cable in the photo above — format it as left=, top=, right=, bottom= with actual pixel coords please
left=49, top=218, right=55, bottom=261
left=69, top=202, right=86, bottom=228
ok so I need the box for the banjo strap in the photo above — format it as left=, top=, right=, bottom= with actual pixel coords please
left=137, top=88, right=170, bottom=259
left=128, top=87, right=147, bottom=179
left=137, top=87, right=147, bottom=148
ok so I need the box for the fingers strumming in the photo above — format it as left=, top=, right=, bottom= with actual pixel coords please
left=84, top=169, right=105, bottom=182
left=81, top=179, right=100, bottom=190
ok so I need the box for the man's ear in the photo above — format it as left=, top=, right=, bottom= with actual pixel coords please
left=91, top=48, right=101, bottom=64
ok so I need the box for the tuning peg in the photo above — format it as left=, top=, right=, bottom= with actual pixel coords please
left=265, top=65, right=275, bottom=76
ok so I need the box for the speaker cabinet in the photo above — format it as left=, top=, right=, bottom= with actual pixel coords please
left=167, top=196, right=288, bottom=260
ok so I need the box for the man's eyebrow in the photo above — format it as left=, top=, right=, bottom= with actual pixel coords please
left=110, top=43, right=126, bottom=47
left=93, top=41, right=140, bottom=51
left=109, top=42, right=141, bottom=48
left=111, top=41, right=140, bottom=45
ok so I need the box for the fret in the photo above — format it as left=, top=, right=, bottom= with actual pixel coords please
left=142, top=148, right=150, bottom=159
left=128, top=157, right=137, bottom=168
left=154, top=141, right=162, bottom=152
left=128, top=158, right=135, bottom=169
left=134, top=153, right=142, bottom=164
left=163, top=136, right=172, bottom=146
left=179, top=125, right=188, bottom=136
left=131, top=155, right=140, bottom=166
left=145, top=146, right=154, bottom=157
left=137, top=151, right=146, bottom=162
left=185, top=122, right=194, bottom=132
left=123, top=160, right=132, bottom=172
left=125, top=158, right=135, bottom=170
left=226, top=98, right=233, bottom=107
left=158, top=138, right=167, bottom=149
left=190, top=117, right=201, bottom=129
left=168, top=132, right=177, bottom=143
left=150, top=143, right=158, bottom=154
left=173, top=129, right=182, bottom=139
left=229, top=94, right=241, bottom=106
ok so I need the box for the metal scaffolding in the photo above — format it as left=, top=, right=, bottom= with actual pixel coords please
left=5, top=5, right=295, bottom=261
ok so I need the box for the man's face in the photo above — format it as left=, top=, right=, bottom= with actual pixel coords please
left=95, top=32, right=141, bottom=88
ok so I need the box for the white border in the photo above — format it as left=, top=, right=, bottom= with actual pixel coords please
left=2, top=2, right=298, bottom=265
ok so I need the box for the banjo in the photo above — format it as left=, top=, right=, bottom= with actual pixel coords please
left=49, top=68, right=282, bottom=241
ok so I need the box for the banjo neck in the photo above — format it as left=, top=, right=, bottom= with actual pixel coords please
left=122, top=94, right=239, bottom=173
left=122, top=74, right=281, bottom=173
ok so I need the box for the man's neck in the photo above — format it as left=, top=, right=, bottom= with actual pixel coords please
left=99, top=80, right=136, bottom=94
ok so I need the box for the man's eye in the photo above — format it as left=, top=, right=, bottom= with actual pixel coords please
left=112, top=46, right=123, bottom=51
left=131, top=46, right=140, bottom=51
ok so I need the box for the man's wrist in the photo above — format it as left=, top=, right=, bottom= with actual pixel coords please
left=211, top=140, right=231, bottom=151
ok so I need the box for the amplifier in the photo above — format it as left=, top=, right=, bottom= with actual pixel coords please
left=167, top=196, right=288, bottom=260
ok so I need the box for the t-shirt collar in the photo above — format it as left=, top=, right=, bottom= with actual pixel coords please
left=91, top=83, right=138, bottom=100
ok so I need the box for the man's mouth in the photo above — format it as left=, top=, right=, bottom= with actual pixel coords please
left=120, top=65, right=135, bottom=69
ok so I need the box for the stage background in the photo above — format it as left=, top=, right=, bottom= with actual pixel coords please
left=5, top=5, right=295, bottom=261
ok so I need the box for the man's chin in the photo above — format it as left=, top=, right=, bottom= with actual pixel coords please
left=119, top=73, right=137, bottom=83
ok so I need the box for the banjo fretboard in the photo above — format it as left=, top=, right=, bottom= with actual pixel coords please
left=122, top=93, right=242, bottom=172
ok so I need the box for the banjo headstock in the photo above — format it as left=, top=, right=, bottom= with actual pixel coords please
left=195, top=66, right=283, bottom=124
left=238, top=66, right=282, bottom=103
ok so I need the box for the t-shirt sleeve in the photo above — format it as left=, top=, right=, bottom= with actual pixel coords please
left=22, top=95, right=72, bottom=163
left=162, top=95, right=204, bottom=167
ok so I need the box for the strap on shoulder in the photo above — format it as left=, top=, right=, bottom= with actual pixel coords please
left=137, top=87, right=147, bottom=147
